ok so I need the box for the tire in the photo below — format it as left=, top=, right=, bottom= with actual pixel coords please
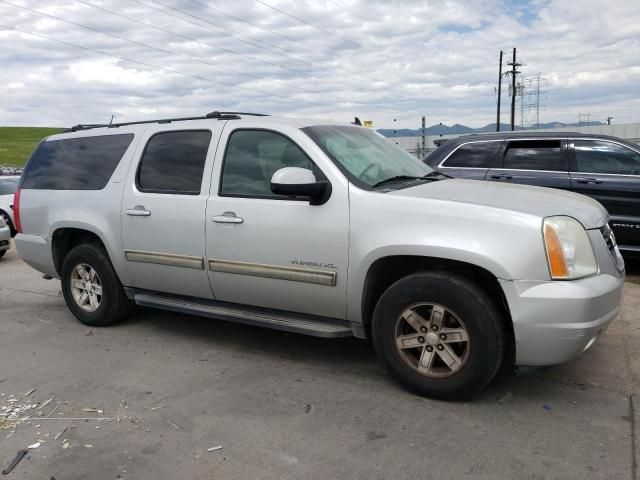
left=60, top=243, right=130, bottom=327
left=0, top=250, right=5, bottom=258
left=372, top=271, right=505, bottom=400
left=0, top=212, right=15, bottom=237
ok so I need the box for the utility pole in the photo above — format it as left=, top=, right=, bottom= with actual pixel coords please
left=496, top=50, right=503, bottom=132
left=507, top=48, right=521, bottom=131
left=421, top=116, right=426, bottom=158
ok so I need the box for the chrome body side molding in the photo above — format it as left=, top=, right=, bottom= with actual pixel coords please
left=208, top=259, right=337, bottom=286
left=125, top=250, right=204, bottom=270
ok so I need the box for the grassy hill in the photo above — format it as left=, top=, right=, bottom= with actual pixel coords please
left=0, top=127, right=62, bottom=167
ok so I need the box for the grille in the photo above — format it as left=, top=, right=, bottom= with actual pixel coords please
left=600, top=223, right=625, bottom=271
left=601, top=224, right=616, bottom=253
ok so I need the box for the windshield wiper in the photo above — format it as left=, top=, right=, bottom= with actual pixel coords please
left=372, top=171, right=450, bottom=189
left=372, top=175, right=426, bottom=188
left=422, top=170, right=452, bottom=179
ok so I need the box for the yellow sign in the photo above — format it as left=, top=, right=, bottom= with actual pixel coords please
left=363, top=120, right=373, bottom=128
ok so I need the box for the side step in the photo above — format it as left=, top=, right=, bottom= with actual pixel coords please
left=133, top=292, right=353, bottom=338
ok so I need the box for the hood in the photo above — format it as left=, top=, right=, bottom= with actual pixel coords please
left=391, top=179, right=608, bottom=229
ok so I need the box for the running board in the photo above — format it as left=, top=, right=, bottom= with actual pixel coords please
left=133, top=293, right=353, bottom=338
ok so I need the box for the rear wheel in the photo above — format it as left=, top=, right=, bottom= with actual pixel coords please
left=0, top=250, right=5, bottom=258
left=61, top=243, right=130, bottom=326
left=372, top=271, right=505, bottom=399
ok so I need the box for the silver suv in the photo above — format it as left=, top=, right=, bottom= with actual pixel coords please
left=14, top=111, right=625, bottom=399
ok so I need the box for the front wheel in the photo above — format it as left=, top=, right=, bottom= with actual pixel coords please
left=1, top=212, right=15, bottom=237
left=60, top=243, right=130, bottom=326
left=372, top=272, right=505, bottom=399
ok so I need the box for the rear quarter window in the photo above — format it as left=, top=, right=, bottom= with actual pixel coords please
left=21, top=134, right=134, bottom=190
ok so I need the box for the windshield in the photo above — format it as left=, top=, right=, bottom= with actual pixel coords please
left=302, top=125, right=433, bottom=188
left=0, top=177, right=19, bottom=195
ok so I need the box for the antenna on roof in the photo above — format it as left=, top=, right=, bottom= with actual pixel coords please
left=109, top=114, right=115, bottom=126
left=352, top=117, right=362, bottom=126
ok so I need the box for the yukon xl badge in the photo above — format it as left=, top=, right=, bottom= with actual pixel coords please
left=291, top=259, right=337, bottom=269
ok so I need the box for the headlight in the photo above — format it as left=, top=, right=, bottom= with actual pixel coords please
left=0, top=217, right=5, bottom=228
left=543, top=216, right=597, bottom=280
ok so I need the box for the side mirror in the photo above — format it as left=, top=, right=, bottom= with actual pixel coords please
left=270, top=167, right=331, bottom=205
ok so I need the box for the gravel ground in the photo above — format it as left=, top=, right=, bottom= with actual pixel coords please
left=1, top=244, right=639, bottom=480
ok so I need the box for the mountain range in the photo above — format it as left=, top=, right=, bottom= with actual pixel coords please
left=378, top=121, right=605, bottom=138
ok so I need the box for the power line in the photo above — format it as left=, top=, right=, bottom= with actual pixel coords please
left=148, top=0, right=418, bottom=91
left=1, top=1, right=317, bottom=98
left=144, top=0, right=316, bottom=66
left=74, top=0, right=288, bottom=72
left=325, top=0, right=371, bottom=23
left=0, top=23, right=324, bottom=107
left=98, top=0, right=399, bottom=88
left=254, top=0, right=360, bottom=47
left=183, top=0, right=300, bottom=44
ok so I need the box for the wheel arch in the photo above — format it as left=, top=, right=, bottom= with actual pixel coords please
left=50, top=224, right=129, bottom=287
left=52, top=227, right=107, bottom=275
left=360, top=254, right=515, bottom=369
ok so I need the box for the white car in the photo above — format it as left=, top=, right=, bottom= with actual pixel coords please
left=0, top=176, right=19, bottom=236
left=0, top=215, right=10, bottom=258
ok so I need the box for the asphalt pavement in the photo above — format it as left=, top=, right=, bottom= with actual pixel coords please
left=1, top=244, right=639, bottom=479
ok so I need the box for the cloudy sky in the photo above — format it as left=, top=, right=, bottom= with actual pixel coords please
left=0, top=0, right=639, bottom=129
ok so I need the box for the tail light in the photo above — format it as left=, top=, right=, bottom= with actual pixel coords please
left=13, top=189, right=22, bottom=233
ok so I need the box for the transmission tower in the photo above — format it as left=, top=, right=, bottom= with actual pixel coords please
left=520, top=74, right=547, bottom=129
left=578, top=113, right=592, bottom=126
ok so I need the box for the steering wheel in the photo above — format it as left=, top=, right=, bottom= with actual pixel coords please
left=360, top=162, right=381, bottom=181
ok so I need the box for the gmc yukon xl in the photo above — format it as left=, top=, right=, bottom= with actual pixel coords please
left=14, top=111, right=625, bottom=399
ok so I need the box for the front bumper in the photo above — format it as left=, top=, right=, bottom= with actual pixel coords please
left=500, top=272, right=624, bottom=366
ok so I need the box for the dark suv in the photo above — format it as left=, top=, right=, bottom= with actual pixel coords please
left=425, top=132, right=640, bottom=253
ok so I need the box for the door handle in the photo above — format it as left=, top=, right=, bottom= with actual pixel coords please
left=576, top=178, right=602, bottom=184
left=212, top=211, right=244, bottom=224
left=125, top=205, right=151, bottom=217
left=490, top=174, right=513, bottom=180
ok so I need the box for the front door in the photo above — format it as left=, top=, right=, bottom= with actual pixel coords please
left=205, top=126, right=349, bottom=319
left=569, top=138, right=640, bottom=249
left=121, top=127, right=221, bottom=298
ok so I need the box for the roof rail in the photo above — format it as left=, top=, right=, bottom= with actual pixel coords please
left=62, top=111, right=269, bottom=132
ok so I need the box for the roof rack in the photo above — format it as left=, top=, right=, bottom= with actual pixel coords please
left=63, top=111, right=269, bottom=132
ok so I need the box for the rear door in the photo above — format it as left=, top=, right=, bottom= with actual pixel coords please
left=121, top=125, right=222, bottom=298
left=486, top=139, right=570, bottom=188
left=436, top=140, right=503, bottom=179
left=569, top=138, right=640, bottom=250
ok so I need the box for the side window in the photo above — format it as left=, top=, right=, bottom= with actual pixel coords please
left=220, top=130, right=315, bottom=197
left=503, top=140, right=563, bottom=171
left=21, top=134, right=133, bottom=190
left=573, top=140, right=640, bottom=175
left=137, top=130, right=212, bottom=195
left=443, top=142, right=502, bottom=168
